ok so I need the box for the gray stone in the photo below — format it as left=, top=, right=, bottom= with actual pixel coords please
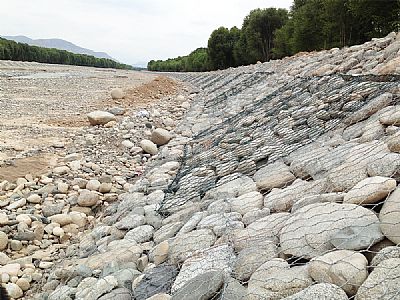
left=356, top=258, right=400, bottom=300
left=5, top=283, right=23, bottom=299
left=0, top=231, right=8, bottom=250
left=233, top=212, right=290, bottom=251
left=124, top=225, right=154, bottom=243
left=247, top=258, right=312, bottom=300
left=171, top=271, right=224, bottom=300
left=204, top=175, right=256, bottom=200
left=280, top=203, right=383, bottom=258
left=134, top=265, right=178, bottom=300
left=153, top=222, right=183, bottom=244
left=151, top=128, right=172, bottom=146
left=253, top=161, right=296, bottom=190
left=229, top=191, right=263, bottom=215
left=115, top=214, right=146, bottom=230
left=371, top=246, right=400, bottom=267
left=140, top=139, right=158, bottom=155
left=42, top=201, right=65, bottom=217
left=234, top=241, right=278, bottom=281
left=345, top=92, right=393, bottom=125
left=172, top=244, right=235, bottom=293
left=221, top=277, right=247, bottom=300
left=169, top=229, right=216, bottom=264
left=87, top=111, right=116, bottom=126
left=78, top=190, right=99, bottom=207
left=283, top=283, right=348, bottom=300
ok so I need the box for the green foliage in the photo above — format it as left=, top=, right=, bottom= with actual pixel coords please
left=273, top=0, right=400, bottom=57
left=238, top=8, right=289, bottom=63
left=208, top=26, right=241, bottom=69
left=0, top=38, right=132, bottom=70
left=148, top=48, right=210, bottom=72
left=149, top=0, right=400, bottom=72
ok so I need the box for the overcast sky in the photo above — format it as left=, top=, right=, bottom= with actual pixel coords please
left=0, top=0, right=292, bottom=66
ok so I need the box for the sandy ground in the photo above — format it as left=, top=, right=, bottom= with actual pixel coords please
left=0, top=60, right=180, bottom=181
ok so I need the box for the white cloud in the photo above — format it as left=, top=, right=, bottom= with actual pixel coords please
left=0, top=0, right=292, bottom=65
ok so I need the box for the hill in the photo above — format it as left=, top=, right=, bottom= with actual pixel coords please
left=2, top=35, right=115, bottom=60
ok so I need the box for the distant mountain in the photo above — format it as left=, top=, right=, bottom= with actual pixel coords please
left=2, top=35, right=115, bottom=60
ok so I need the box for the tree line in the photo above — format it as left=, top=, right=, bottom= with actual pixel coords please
left=148, top=0, right=400, bottom=72
left=0, top=38, right=133, bottom=70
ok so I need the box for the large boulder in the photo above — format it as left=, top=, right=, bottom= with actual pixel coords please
left=134, top=265, right=178, bottom=300
left=168, top=229, right=216, bottom=264
left=264, top=179, right=326, bottom=212
left=379, top=186, right=400, bottom=244
left=283, top=283, right=348, bottom=300
left=233, top=241, right=277, bottom=281
left=87, top=111, right=116, bottom=126
left=309, top=250, right=368, bottom=295
left=253, top=161, right=296, bottom=190
left=343, top=176, right=396, bottom=205
left=247, top=258, right=312, bottom=299
left=233, top=212, right=290, bottom=252
left=280, top=202, right=383, bottom=258
left=356, top=258, right=400, bottom=300
left=171, top=271, right=224, bottom=300
left=171, top=245, right=235, bottom=293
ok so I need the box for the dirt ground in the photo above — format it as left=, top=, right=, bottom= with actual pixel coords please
left=0, top=60, right=180, bottom=181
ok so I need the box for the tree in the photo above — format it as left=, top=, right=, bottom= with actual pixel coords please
left=208, top=26, right=240, bottom=69
left=238, top=8, right=288, bottom=63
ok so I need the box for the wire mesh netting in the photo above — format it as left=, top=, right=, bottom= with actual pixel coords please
left=36, top=33, right=400, bottom=300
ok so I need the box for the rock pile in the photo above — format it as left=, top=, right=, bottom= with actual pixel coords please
left=2, top=32, right=400, bottom=300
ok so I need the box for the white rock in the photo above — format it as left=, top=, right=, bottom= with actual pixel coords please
left=280, top=202, right=383, bottom=258
left=247, top=258, right=312, bottom=299
left=233, top=213, right=290, bottom=251
left=0, top=213, right=8, bottom=225
left=140, top=139, right=158, bottom=155
left=122, top=140, right=135, bottom=148
left=111, top=88, right=124, bottom=99
left=16, top=277, right=30, bottom=291
left=230, top=191, right=263, bottom=215
left=253, top=161, right=296, bottom=190
left=52, top=227, right=65, bottom=237
left=151, top=128, right=172, bottom=146
left=264, top=179, right=326, bottom=212
left=0, top=263, right=21, bottom=276
left=309, top=250, right=368, bottom=295
left=5, top=283, right=23, bottom=299
left=86, top=179, right=101, bottom=191
left=27, top=194, right=41, bottom=204
left=57, top=182, right=69, bottom=194
left=53, top=166, right=70, bottom=175
left=49, top=214, right=73, bottom=226
left=344, top=176, right=396, bottom=205
left=16, top=214, right=32, bottom=226
left=87, top=111, right=116, bottom=126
